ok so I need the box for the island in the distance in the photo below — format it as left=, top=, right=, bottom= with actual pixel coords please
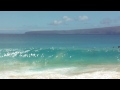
left=25, top=26, right=120, bottom=35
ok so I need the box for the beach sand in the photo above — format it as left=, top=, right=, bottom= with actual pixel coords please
left=0, top=65, right=120, bottom=79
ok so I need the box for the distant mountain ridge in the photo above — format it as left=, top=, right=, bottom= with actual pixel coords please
left=25, top=26, right=120, bottom=35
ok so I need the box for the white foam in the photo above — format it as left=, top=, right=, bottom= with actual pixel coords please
left=69, top=71, right=120, bottom=79
left=56, top=56, right=58, bottom=58
left=1, top=66, right=120, bottom=79
left=0, top=67, right=75, bottom=79
left=1, top=63, right=120, bottom=79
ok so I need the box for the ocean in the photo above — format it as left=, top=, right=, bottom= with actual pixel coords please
left=0, top=34, right=120, bottom=79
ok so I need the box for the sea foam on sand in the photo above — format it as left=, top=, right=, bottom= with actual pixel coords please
left=0, top=66, right=120, bottom=79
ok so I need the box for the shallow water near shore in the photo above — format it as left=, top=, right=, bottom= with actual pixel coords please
left=0, top=34, right=120, bottom=79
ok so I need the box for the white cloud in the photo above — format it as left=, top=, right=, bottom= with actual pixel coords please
left=78, top=16, right=88, bottom=21
left=50, top=15, right=89, bottom=26
left=53, top=20, right=62, bottom=25
left=50, top=20, right=63, bottom=25
left=63, top=16, right=73, bottom=21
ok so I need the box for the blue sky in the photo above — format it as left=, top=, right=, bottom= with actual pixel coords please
left=0, top=11, right=120, bottom=33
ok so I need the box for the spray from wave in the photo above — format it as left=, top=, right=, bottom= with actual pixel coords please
left=0, top=47, right=120, bottom=79
left=0, top=48, right=120, bottom=69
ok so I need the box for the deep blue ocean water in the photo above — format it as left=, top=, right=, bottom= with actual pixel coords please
left=0, top=34, right=120, bottom=72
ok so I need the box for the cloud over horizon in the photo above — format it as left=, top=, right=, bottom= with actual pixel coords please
left=63, top=16, right=73, bottom=21
left=50, top=15, right=89, bottom=26
left=78, top=16, right=89, bottom=21
left=50, top=20, right=63, bottom=26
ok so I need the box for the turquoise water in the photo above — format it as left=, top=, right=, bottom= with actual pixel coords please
left=0, top=34, right=120, bottom=74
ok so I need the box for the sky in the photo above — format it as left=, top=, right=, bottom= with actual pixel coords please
left=0, top=11, right=120, bottom=33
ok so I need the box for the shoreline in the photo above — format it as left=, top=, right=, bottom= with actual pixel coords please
left=1, top=65, right=120, bottom=79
